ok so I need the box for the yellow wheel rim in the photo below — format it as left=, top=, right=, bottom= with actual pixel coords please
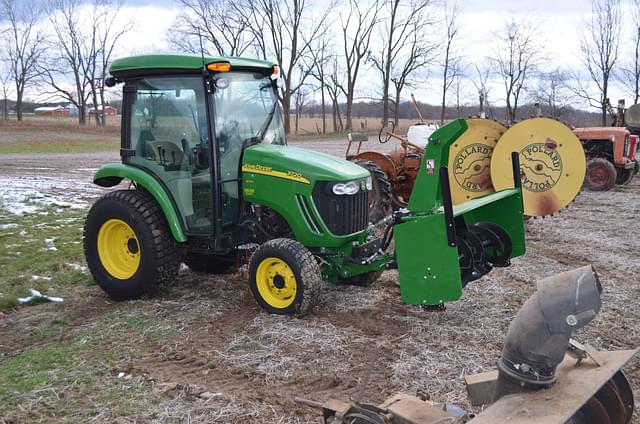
left=97, top=219, right=141, bottom=279
left=255, top=257, right=297, bottom=309
left=448, top=118, right=506, bottom=204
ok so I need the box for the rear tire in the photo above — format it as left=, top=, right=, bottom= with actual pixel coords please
left=249, top=238, right=321, bottom=316
left=83, top=190, right=179, bottom=300
left=354, top=160, right=393, bottom=223
left=585, top=158, right=617, bottom=191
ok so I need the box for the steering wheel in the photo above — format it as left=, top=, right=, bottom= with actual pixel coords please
left=378, top=120, right=396, bottom=144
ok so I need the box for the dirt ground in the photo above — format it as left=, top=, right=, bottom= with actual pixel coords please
left=0, top=136, right=639, bottom=423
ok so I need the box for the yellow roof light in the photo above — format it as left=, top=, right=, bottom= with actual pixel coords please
left=207, top=62, right=231, bottom=72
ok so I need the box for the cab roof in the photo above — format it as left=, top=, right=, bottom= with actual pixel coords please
left=109, top=54, right=275, bottom=77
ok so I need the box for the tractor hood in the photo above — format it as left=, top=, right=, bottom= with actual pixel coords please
left=242, top=144, right=369, bottom=183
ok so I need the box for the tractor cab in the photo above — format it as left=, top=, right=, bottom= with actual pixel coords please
left=107, top=56, right=285, bottom=240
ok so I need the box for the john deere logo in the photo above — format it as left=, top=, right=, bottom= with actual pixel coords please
left=453, top=143, right=493, bottom=192
left=520, top=142, right=563, bottom=192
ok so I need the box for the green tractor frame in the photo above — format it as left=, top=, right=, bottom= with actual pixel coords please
left=84, top=54, right=525, bottom=316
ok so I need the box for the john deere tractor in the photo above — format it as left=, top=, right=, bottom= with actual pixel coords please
left=84, top=54, right=526, bottom=316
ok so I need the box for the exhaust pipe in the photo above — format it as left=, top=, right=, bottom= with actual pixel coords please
left=494, top=265, right=602, bottom=401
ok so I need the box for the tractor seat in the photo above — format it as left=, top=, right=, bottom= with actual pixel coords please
left=148, top=141, right=186, bottom=169
left=346, top=133, right=369, bottom=159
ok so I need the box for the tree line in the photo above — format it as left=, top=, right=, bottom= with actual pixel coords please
left=0, top=0, right=638, bottom=132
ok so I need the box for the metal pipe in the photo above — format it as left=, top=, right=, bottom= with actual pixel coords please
left=494, top=265, right=602, bottom=400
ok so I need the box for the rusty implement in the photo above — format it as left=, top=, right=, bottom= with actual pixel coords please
left=295, top=394, right=460, bottom=424
left=468, top=347, right=637, bottom=424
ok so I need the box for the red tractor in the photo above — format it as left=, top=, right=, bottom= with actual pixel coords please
left=573, top=127, right=639, bottom=191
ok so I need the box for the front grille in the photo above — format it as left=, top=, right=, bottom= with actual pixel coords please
left=624, top=136, right=630, bottom=157
left=312, top=182, right=369, bottom=235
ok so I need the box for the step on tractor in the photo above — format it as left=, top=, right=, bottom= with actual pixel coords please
left=347, top=117, right=587, bottom=219
left=84, top=53, right=527, bottom=317
left=573, top=102, right=640, bottom=191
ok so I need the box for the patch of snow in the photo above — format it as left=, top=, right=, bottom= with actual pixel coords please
left=0, top=223, right=18, bottom=230
left=66, top=263, right=88, bottom=273
left=31, top=275, right=52, bottom=281
left=43, top=238, right=58, bottom=251
left=0, top=176, right=99, bottom=216
left=17, top=288, right=63, bottom=304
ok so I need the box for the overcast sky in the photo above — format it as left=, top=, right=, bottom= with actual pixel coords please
left=17, top=0, right=640, bottom=110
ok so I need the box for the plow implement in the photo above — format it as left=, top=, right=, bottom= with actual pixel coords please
left=296, top=266, right=637, bottom=424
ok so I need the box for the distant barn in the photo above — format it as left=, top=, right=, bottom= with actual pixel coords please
left=34, top=106, right=69, bottom=116
left=88, top=105, right=118, bottom=116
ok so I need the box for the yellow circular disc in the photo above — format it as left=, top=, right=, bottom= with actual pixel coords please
left=448, top=118, right=506, bottom=204
left=490, top=117, right=586, bottom=217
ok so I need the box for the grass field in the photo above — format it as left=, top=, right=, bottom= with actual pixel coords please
left=0, top=115, right=430, bottom=154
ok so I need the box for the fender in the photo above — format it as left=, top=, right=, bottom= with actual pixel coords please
left=93, top=163, right=187, bottom=242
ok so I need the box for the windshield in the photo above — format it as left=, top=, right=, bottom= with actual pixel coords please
left=213, top=71, right=286, bottom=154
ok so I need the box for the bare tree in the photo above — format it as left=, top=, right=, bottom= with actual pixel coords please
left=620, top=0, right=640, bottom=104
left=238, top=0, right=332, bottom=135
left=0, top=65, right=11, bottom=121
left=389, top=18, right=438, bottom=126
left=168, top=0, right=253, bottom=57
left=371, top=0, right=433, bottom=125
left=472, top=63, right=491, bottom=118
left=439, top=3, right=462, bottom=124
left=491, top=16, right=542, bottom=124
left=326, top=57, right=344, bottom=132
left=0, top=0, right=45, bottom=121
left=305, top=36, right=333, bottom=134
left=337, top=0, right=380, bottom=131
left=40, top=0, right=92, bottom=125
left=293, top=73, right=311, bottom=135
left=90, top=1, right=132, bottom=127
left=573, top=0, right=622, bottom=125
left=40, top=0, right=129, bottom=126
left=534, top=69, right=574, bottom=118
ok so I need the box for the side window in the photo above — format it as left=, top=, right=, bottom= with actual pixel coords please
left=128, top=77, right=213, bottom=235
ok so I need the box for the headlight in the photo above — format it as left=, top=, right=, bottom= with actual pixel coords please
left=332, top=180, right=360, bottom=195
left=365, top=176, right=372, bottom=191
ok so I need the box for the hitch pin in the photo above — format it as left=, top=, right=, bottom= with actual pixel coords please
left=362, top=249, right=385, bottom=264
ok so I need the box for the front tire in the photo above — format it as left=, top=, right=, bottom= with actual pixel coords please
left=354, top=160, right=393, bottom=223
left=249, top=238, right=322, bottom=316
left=585, top=158, right=617, bottom=191
left=83, top=190, right=180, bottom=300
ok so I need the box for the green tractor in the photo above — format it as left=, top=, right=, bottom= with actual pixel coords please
left=84, top=54, right=526, bottom=316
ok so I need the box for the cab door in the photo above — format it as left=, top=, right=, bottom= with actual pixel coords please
left=125, top=76, right=214, bottom=235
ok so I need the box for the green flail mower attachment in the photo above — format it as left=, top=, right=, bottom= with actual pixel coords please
left=391, top=119, right=526, bottom=306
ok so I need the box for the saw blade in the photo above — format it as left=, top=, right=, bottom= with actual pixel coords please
left=490, top=117, right=586, bottom=217
left=448, top=118, right=506, bottom=204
